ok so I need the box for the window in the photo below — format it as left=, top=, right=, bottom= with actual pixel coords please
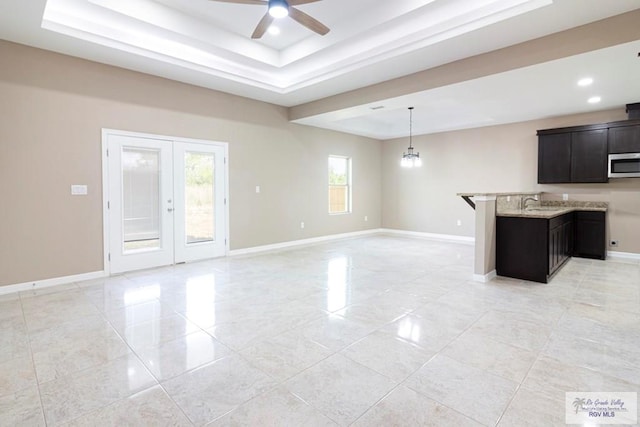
left=328, top=156, right=351, bottom=214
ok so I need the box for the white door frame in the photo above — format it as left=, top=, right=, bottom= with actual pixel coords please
left=101, top=128, right=229, bottom=275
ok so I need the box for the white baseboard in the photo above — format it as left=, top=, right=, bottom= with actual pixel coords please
left=473, top=270, right=497, bottom=283
left=0, top=271, right=107, bottom=296
left=228, top=229, right=381, bottom=257
left=0, top=229, right=476, bottom=295
left=607, top=251, right=640, bottom=262
left=379, top=228, right=475, bottom=245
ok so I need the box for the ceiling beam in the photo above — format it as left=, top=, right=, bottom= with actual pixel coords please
left=288, top=9, right=640, bottom=121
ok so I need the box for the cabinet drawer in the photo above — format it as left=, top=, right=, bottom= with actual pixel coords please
left=574, top=211, right=605, bottom=221
left=549, top=213, right=572, bottom=230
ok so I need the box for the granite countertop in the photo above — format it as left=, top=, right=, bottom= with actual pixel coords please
left=457, top=192, right=609, bottom=218
left=497, top=206, right=607, bottom=219
left=457, top=191, right=540, bottom=197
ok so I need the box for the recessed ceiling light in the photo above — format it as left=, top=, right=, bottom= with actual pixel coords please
left=268, top=26, right=280, bottom=35
left=588, top=96, right=601, bottom=104
left=577, top=77, right=593, bottom=87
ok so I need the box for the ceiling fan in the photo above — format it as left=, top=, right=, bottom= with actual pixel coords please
left=208, top=0, right=330, bottom=39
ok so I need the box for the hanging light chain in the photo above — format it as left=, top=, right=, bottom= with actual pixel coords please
left=409, top=106, right=413, bottom=150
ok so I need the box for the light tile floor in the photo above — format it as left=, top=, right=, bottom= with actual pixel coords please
left=1, top=235, right=639, bottom=426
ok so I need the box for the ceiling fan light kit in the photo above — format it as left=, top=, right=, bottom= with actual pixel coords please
left=209, top=0, right=329, bottom=39
left=268, top=0, right=289, bottom=18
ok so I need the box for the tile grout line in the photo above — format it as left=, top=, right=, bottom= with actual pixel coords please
left=492, top=266, right=587, bottom=426
left=18, top=290, right=48, bottom=426
left=6, top=238, right=636, bottom=426
left=92, top=294, right=198, bottom=426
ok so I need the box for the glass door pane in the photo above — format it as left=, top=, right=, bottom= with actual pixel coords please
left=122, top=148, right=161, bottom=252
left=173, top=142, right=226, bottom=263
left=107, top=133, right=174, bottom=275
left=184, top=152, right=215, bottom=244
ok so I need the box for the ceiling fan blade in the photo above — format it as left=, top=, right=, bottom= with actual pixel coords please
left=208, top=0, right=266, bottom=4
left=288, top=0, right=322, bottom=5
left=289, top=7, right=329, bottom=35
left=251, top=12, right=274, bottom=39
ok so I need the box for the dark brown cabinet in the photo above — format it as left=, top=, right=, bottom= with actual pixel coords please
left=548, top=214, right=573, bottom=276
left=570, top=129, right=608, bottom=182
left=497, top=214, right=572, bottom=283
left=497, top=216, right=548, bottom=283
left=608, top=124, right=640, bottom=154
left=538, top=133, right=571, bottom=183
left=538, top=119, right=640, bottom=184
left=537, top=128, right=608, bottom=183
left=497, top=210, right=606, bottom=283
left=573, top=211, right=606, bottom=259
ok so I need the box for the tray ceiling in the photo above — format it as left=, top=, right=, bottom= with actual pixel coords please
left=1, top=0, right=639, bottom=138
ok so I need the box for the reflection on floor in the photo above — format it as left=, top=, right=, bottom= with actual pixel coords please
left=1, top=235, right=639, bottom=426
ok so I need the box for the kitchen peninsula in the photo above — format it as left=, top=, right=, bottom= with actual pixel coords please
left=458, top=192, right=608, bottom=283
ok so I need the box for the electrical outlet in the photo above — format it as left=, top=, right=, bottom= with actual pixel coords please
left=507, top=196, right=511, bottom=202
left=255, top=186, right=260, bottom=193
left=364, top=216, right=368, bottom=222
left=300, top=222, right=305, bottom=229
left=71, top=185, right=88, bottom=195
left=562, top=193, right=569, bottom=201
left=610, top=240, right=619, bottom=247
left=456, top=219, right=462, bottom=226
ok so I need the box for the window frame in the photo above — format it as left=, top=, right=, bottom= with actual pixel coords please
left=328, top=155, right=352, bottom=215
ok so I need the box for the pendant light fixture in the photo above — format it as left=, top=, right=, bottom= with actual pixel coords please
left=401, top=107, right=422, bottom=168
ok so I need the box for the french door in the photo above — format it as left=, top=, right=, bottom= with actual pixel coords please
left=104, top=131, right=227, bottom=274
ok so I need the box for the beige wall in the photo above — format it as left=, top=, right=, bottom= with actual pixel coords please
left=3, top=38, right=639, bottom=288
left=0, top=40, right=382, bottom=287
left=382, top=109, right=640, bottom=253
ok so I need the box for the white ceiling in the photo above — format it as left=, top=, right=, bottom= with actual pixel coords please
left=0, top=0, right=639, bottom=139
left=296, top=40, right=640, bottom=139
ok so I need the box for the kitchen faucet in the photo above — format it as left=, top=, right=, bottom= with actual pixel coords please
left=521, top=195, right=539, bottom=210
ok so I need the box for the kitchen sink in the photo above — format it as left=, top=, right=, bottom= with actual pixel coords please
left=525, top=207, right=564, bottom=211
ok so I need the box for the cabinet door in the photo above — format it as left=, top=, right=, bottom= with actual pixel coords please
left=548, top=225, right=560, bottom=274
left=496, top=217, right=548, bottom=283
left=538, top=133, right=571, bottom=183
left=549, top=214, right=573, bottom=276
left=574, top=211, right=606, bottom=259
left=562, top=219, right=573, bottom=261
left=609, top=125, right=640, bottom=154
left=571, top=129, right=608, bottom=183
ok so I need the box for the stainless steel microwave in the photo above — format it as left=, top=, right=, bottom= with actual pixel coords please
left=608, top=153, right=640, bottom=178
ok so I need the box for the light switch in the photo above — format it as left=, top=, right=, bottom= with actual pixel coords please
left=256, top=186, right=261, bottom=193
left=71, top=185, right=88, bottom=195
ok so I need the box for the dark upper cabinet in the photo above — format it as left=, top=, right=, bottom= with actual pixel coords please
left=609, top=124, right=640, bottom=154
left=537, top=128, right=608, bottom=183
left=571, top=129, right=608, bottom=182
left=538, top=119, right=640, bottom=184
left=538, top=133, right=571, bottom=183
